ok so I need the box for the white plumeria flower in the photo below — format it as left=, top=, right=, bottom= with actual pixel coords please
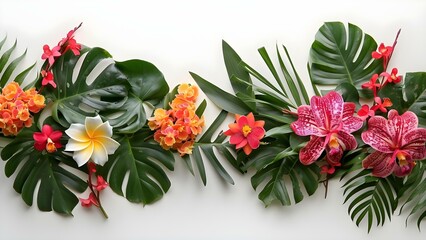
left=65, top=115, right=120, bottom=167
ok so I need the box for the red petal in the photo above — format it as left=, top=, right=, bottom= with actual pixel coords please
left=249, top=126, right=265, bottom=139
left=371, top=52, right=382, bottom=59
left=229, top=132, right=245, bottom=145
left=361, top=116, right=393, bottom=153
left=247, top=135, right=260, bottom=149
left=326, top=146, right=343, bottom=166
left=342, top=102, right=364, bottom=133
left=402, top=128, right=426, bottom=160
left=311, top=91, right=343, bottom=131
left=33, top=132, right=47, bottom=143
left=393, top=160, right=415, bottom=177
left=246, top=112, right=255, bottom=126
left=243, top=144, right=252, bottom=155
left=290, top=105, right=322, bottom=136
left=235, top=139, right=248, bottom=149
left=34, top=142, right=45, bottom=151
left=49, top=130, right=63, bottom=142
left=336, top=131, right=358, bottom=151
left=299, top=136, right=325, bottom=165
left=237, top=116, right=249, bottom=128
left=362, top=151, right=394, bottom=178
left=41, top=125, right=53, bottom=136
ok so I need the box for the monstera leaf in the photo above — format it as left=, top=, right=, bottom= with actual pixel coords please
left=1, top=125, right=87, bottom=215
left=45, top=46, right=168, bottom=134
left=309, top=22, right=383, bottom=98
left=379, top=72, right=426, bottom=127
left=99, top=129, right=175, bottom=204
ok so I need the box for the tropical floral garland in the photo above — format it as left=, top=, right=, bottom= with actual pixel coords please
left=0, top=22, right=425, bottom=232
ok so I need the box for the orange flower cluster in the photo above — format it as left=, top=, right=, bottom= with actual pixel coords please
left=0, top=82, right=45, bottom=136
left=148, top=83, right=204, bottom=156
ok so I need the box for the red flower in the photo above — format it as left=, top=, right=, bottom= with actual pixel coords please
left=290, top=91, right=363, bottom=167
left=362, top=74, right=381, bottom=96
left=41, top=45, right=61, bottom=66
left=80, top=192, right=99, bottom=207
left=95, top=175, right=108, bottom=192
left=224, top=112, right=265, bottom=155
left=362, top=110, right=426, bottom=177
left=371, top=97, right=392, bottom=113
left=41, top=70, right=57, bottom=88
left=372, top=43, right=393, bottom=60
left=357, top=104, right=375, bottom=121
left=380, top=68, right=402, bottom=84
left=33, top=124, right=63, bottom=153
left=64, top=38, right=81, bottom=56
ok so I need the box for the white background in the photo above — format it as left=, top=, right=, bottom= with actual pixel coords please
left=1, top=0, right=426, bottom=239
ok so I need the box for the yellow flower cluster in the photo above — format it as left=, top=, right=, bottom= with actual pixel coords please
left=0, top=82, right=45, bottom=136
left=148, top=84, right=204, bottom=156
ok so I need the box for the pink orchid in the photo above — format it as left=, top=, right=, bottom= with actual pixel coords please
left=371, top=97, right=392, bottom=113
left=362, top=110, right=426, bottom=177
left=80, top=192, right=99, bottom=207
left=95, top=175, right=108, bottom=192
left=224, top=112, right=265, bottom=155
left=41, top=45, right=61, bottom=66
left=64, top=38, right=81, bottom=56
left=33, top=124, right=63, bottom=153
left=357, top=104, right=375, bottom=121
left=291, top=91, right=363, bottom=167
left=380, top=68, right=402, bottom=84
left=41, top=70, right=56, bottom=88
left=372, top=43, right=393, bottom=60
left=362, top=74, right=381, bottom=95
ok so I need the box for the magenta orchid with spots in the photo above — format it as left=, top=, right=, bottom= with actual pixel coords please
left=361, top=110, right=426, bottom=177
left=291, top=91, right=363, bottom=168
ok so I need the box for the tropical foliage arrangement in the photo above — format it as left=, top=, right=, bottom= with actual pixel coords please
left=0, top=22, right=424, bottom=232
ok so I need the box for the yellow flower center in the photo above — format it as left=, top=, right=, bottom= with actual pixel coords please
left=46, top=138, right=57, bottom=153
left=242, top=125, right=252, bottom=137
left=328, top=133, right=339, bottom=149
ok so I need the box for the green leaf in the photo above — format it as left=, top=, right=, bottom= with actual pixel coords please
left=277, top=45, right=310, bottom=105
left=187, top=111, right=235, bottom=185
left=1, top=126, right=87, bottom=215
left=309, top=22, right=382, bottom=98
left=248, top=146, right=320, bottom=206
left=0, top=48, right=27, bottom=86
left=380, top=72, right=426, bottom=128
left=0, top=39, right=17, bottom=75
left=335, top=82, right=360, bottom=106
left=190, top=71, right=251, bottom=114
left=266, top=125, right=293, bottom=138
left=222, top=40, right=253, bottom=97
left=342, top=169, right=398, bottom=232
left=100, top=130, right=175, bottom=204
left=47, top=47, right=168, bottom=134
left=398, top=162, right=426, bottom=230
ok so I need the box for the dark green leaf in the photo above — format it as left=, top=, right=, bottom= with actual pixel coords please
left=190, top=71, right=251, bottom=114
left=0, top=48, right=27, bottom=86
left=1, top=126, right=86, bottom=215
left=47, top=47, right=168, bottom=134
left=100, top=132, right=175, bottom=204
left=222, top=40, right=253, bottom=97
left=309, top=22, right=382, bottom=98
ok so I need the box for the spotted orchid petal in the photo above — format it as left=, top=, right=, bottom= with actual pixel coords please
left=362, top=151, right=395, bottom=178
left=290, top=105, right=322, bottom=136
left=299, top=136, right=325, bottom=165
left=402, top=128, right=426, bottom=159
left=311, top=91, right=344, bottom=132
left=341, top=102, right=363, bottom=133
left=361, top=116, right=393, bottom=153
